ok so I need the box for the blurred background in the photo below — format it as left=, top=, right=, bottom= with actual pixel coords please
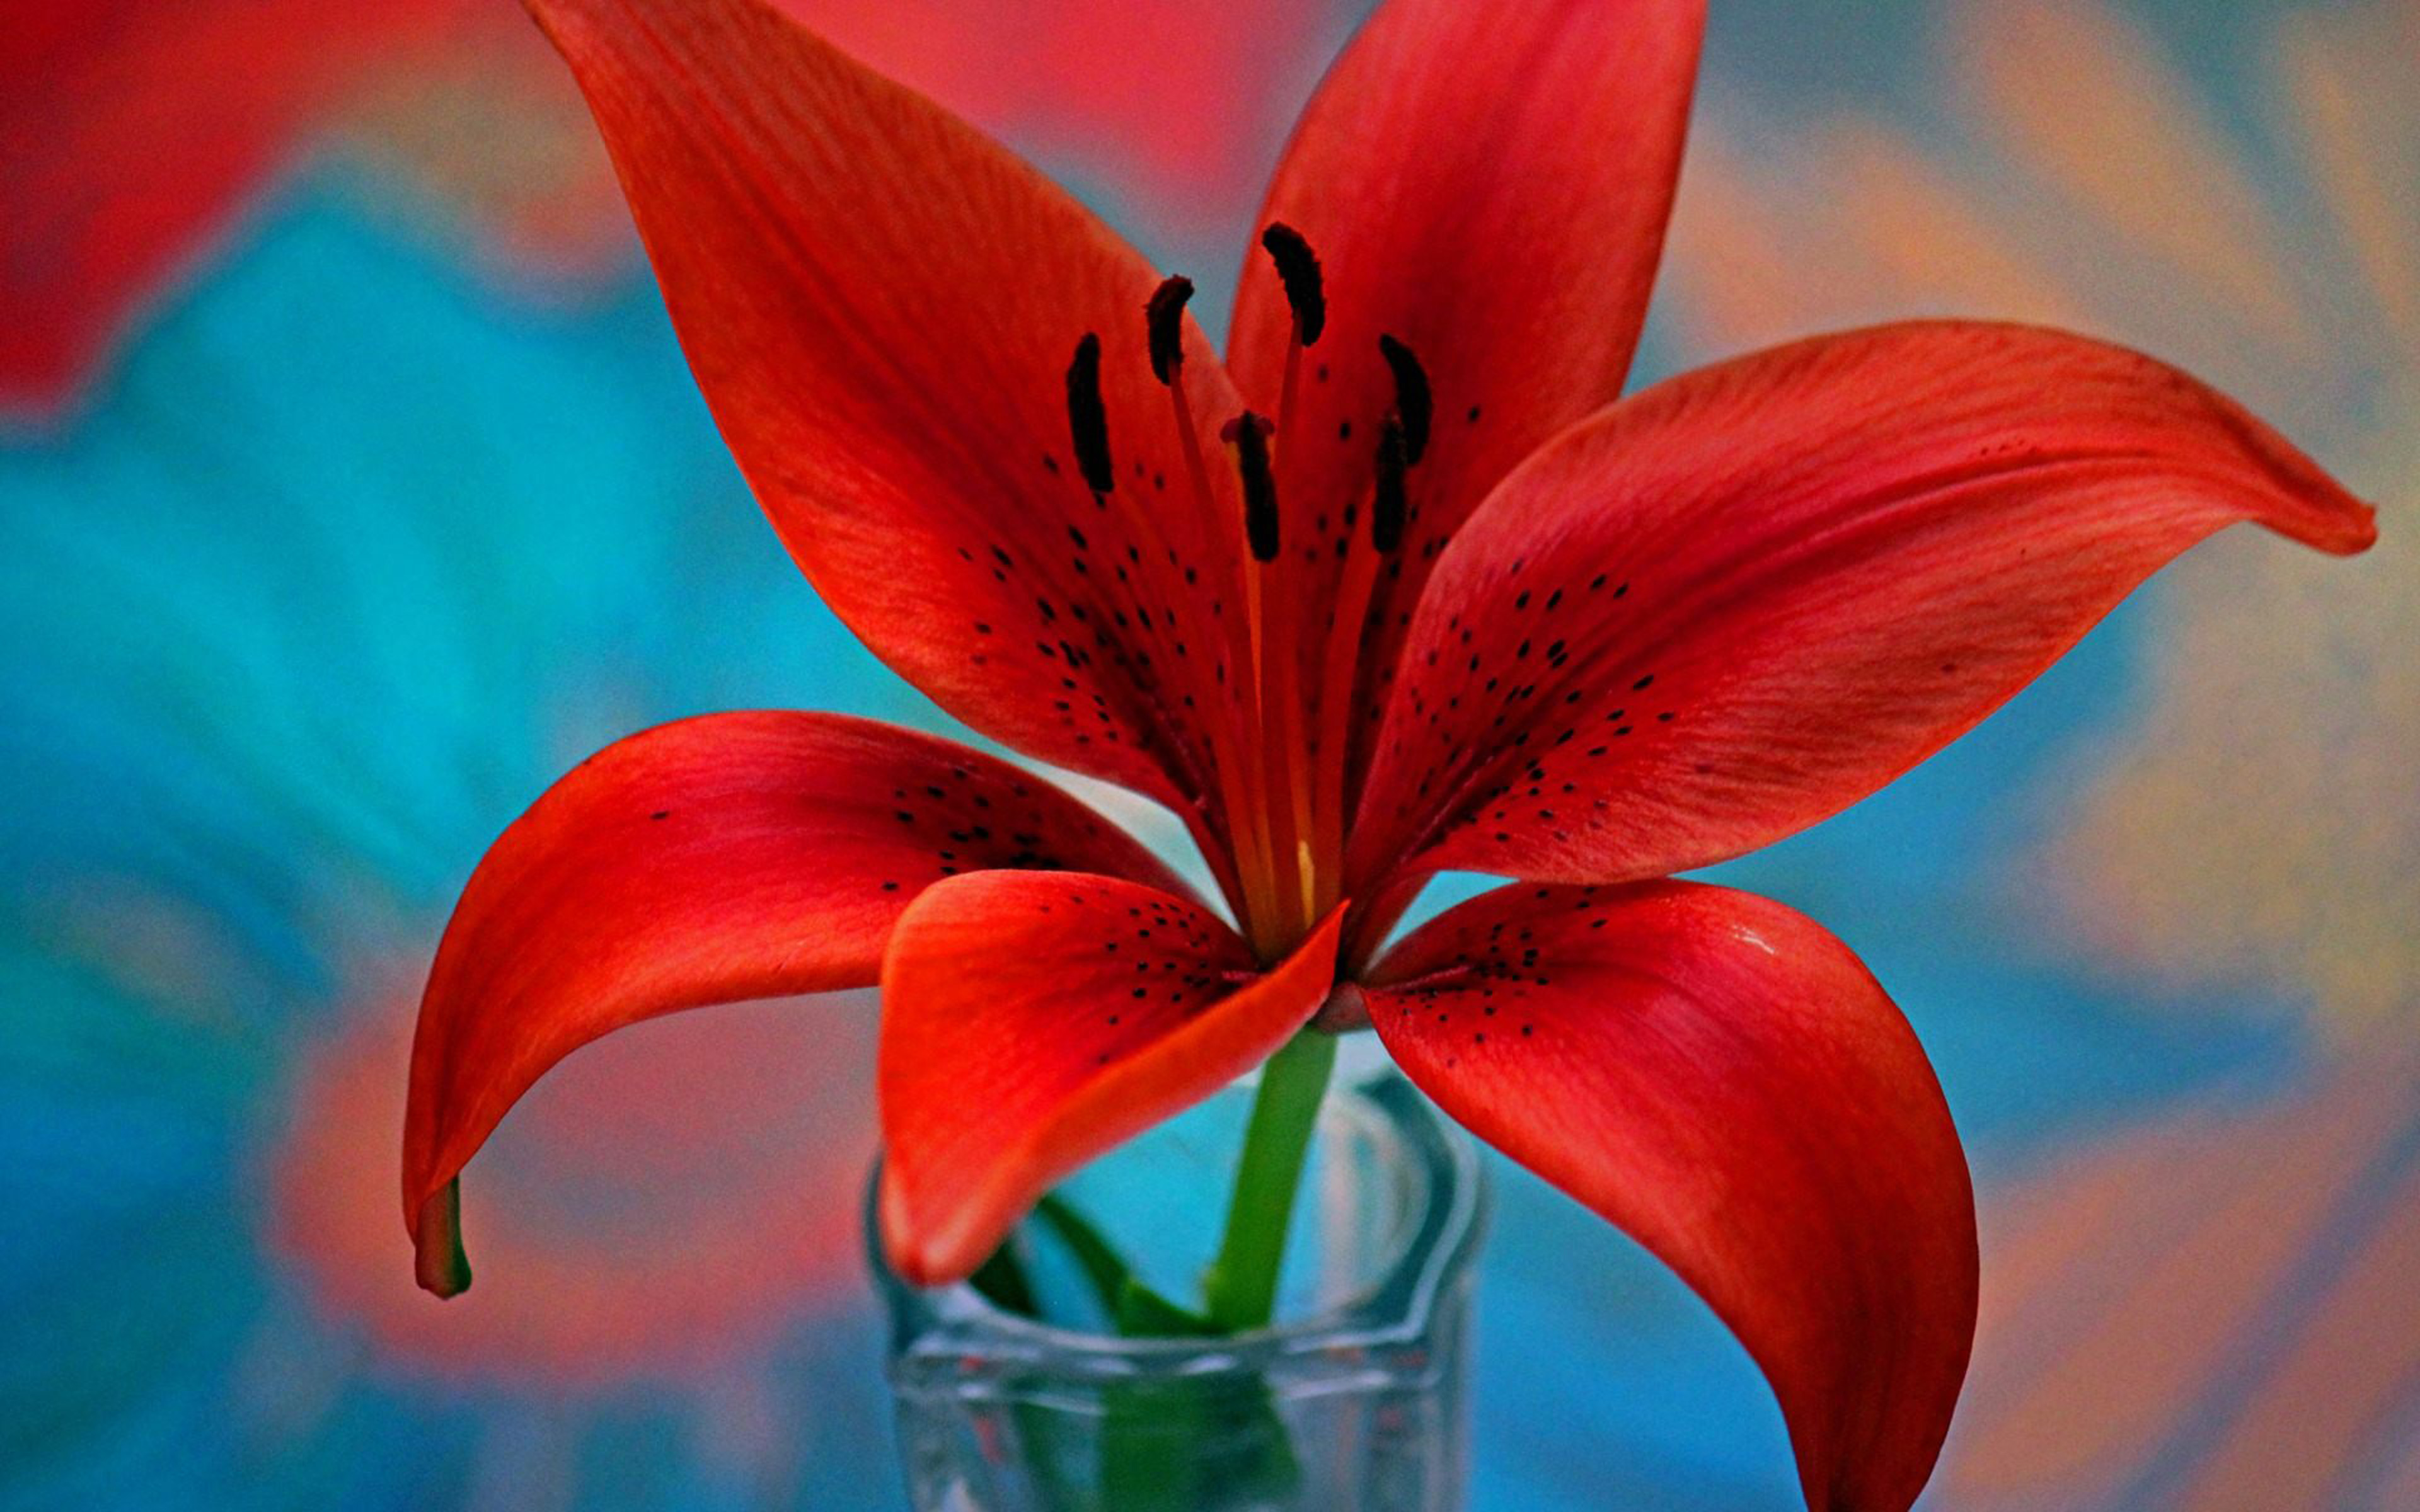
left=1, top=1, right=2411, bottom=1507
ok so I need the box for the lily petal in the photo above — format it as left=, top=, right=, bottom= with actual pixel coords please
left=877, top=871, right=1344, bottom=1285
left=403, top=711, right=1178, bottom=1293
left=1364, top=880, right=1976, bottom=1512
left=1351, top=321, right=2377, bottom=894
left=1228, top=0, right=1703, bottom=792
left=529, top=0, right=1256, bottom=863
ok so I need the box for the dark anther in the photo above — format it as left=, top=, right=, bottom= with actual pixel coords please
left=1226, top=410, right=1281, bottom=561
left=1145, top=276, right=1194, bottom=385
left=1259, top=223, right=1327, bottom=345
left=1065, top=333, right=1115, bottom=493
left=1372, top=415, right=1409, bottom=554
left=1377, top=334, right=1431, bottom=462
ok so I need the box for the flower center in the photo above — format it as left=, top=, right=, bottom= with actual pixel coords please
left=1064, top=226, right=1431, bottom=963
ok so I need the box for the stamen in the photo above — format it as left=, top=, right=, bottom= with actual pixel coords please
left=1065, top=333, right=1115, bottom=494
left=1227, top=411, right=1281, bottom=563
left=1145, top=276, right=1194, bottom=385
left=1372, top=415, right=1409, bottom=554
left=1155, top=337, right=1284, bottom=949
left=1310, top=481, right=1383, bottom=915
left=1259, top=223, right=1326, bottom=344
left=1376, top=334, right=1432, bottom=463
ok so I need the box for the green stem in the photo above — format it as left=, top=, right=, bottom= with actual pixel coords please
left=1201, top=1029, right=1337, bottom=1332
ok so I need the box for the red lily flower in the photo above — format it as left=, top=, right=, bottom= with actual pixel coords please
left=400, top=1, right=2378, bottom=1508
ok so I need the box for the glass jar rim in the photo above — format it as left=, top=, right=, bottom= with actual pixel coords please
left=868, top=1071, right=1487, bottom=1382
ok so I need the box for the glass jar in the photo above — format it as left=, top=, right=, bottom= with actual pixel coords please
left=870, top=1072, right=1489, bottom=1512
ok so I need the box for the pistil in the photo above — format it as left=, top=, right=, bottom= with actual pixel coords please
left=1228, top=411, right=1320, bottom=935
left=1252, top=225, right=1335, bottom=934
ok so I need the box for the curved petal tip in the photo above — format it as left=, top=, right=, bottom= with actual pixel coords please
left=413, top=1179, right=473, bottom=1299
left=2324, top=494, right=2380, bottom=556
